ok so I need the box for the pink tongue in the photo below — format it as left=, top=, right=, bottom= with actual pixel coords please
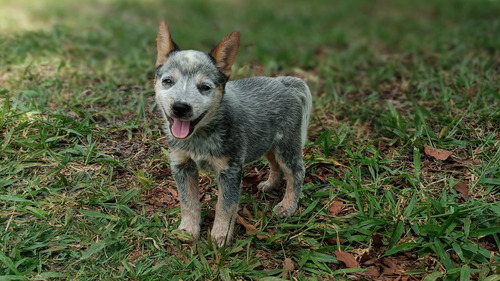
left=171, top=119, right=191, bottom=139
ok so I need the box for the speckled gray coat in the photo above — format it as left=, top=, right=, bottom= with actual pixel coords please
left=154, top=21, right=312, bottom=246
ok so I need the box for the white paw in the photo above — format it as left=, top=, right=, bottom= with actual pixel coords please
left=257, top=180, right=276, bottom=192
left=211, top=224, right=232, bottom=247
left=273, top=200, right=298, bottom=218
left=179, top=220, right=200, bottom=240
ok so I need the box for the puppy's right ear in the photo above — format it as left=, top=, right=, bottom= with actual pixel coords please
left=156, top=21, right=179, bottom=67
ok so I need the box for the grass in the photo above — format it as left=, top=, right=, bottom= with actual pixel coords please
left=1, top=0, right=499, bottom=280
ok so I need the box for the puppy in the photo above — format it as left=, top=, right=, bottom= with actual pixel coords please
left=154, top=21, right=312, bottom=246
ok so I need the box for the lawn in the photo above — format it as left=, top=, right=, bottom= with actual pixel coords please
left=1, top=0, right=499, bottom=280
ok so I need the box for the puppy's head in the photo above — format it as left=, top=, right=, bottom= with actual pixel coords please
left=154, top=21, right=240, bottom=139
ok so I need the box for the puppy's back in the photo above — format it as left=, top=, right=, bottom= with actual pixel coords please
left=227, top=76, right=312, bottom=145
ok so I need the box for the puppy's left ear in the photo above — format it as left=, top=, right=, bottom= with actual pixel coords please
left=210, top=31, right=240, bottom=78
left=156, top=21, right=179, bottom=67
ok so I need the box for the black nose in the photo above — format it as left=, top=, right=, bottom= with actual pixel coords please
left=172, top=102, right=192, bottom=118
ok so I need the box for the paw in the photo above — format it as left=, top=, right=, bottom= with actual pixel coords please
left=179, top=220, right=201, bottom=240
left=211, top=224, right=232, bottom=247
left=273, top=200, right=298, bottom=218
left=257, top=180, right=277, bottom=192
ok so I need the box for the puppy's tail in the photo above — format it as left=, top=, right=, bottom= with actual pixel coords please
left=278, top=77, right=313, bottom=147
left=298, top=81, right=313, bottom=147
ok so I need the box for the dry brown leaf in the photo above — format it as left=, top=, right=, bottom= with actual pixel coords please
left=283, top=258, right=294, bottom=272
left=145, top=204, right=155, bottom=213
left=237, top=215, right=258, bottom=232
left=362, top=257, right=377, bottom=266
left=236, top=216, right=267, bottom=240
left=467, top=86, right=478, bottom=99
left=282, top=257, right=295, bottom=279
left=365, top=266, right=380, bottom=278
left=454, top=180, right=469, bottom=198
left=334, top=250, right=358, bottom=268
left=328, top=199, right=344, bottom=216
left=241, top=206, right=252, bottom=218
left=424, top=144, right=453, bottom=161
left=381, top=257, right=400, bottom=275
left=313, top=173, right=328, bottom=183
left=325, top=238, right=345, bottom=245
left=372, top=233, right=384, bottom=248
left=376, top=140, right=388, bottom=151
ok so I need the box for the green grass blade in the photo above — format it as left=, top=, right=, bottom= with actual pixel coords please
left=0, top=276, right=29, bottom=281
left=423, top=272, right=444, bottom=281
left=387, top=221, right=404, bottom=250
left=469, top=226, right=500, bottom=237
left=0, top=251, right=20, bottom=275
left=384, top=242, right=418, bottom=256
left=484, top=275, right=500, bottom=281
left=80, top=238, right=118, bottom=260
left=433, top=238, right=454, bottom=270
left=438, top=209, right=461, bottom=236
left=413, top=147, right=421, bottom=181
left=460, top=265, right=471, bottom=281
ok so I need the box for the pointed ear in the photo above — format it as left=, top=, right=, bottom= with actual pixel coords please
left=156, top=21, right=179, bottom=67
left=210, top=31, right=240, bottom=78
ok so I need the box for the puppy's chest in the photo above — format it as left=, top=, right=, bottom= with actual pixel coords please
left=171, top=149, right=230, bottom=173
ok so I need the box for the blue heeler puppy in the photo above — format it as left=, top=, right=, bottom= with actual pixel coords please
left=154, top=21, right=312, bottom=246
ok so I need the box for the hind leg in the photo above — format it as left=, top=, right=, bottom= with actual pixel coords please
left=273, top=145, right=305, bottom=217
left=257, top=147, right=283, bottom=192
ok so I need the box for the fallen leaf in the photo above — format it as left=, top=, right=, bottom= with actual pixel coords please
left=237, top=215, right=258, bottom=232
left=372, top=233, right=384, bottom=248
left=241, top=206, right=252, bottom=218
left=381, top=257, right=400, bottom=275
left=385, top=146, right=397, bottom=159
left=393, top=176, right=410, bottom=187
left=376, top=140, right=387, bottom=151
left=404, top=252, right=417, bottom=259
left=312, top=173, right=327, bottom=183
left=362, top=257, right=377, bottom=266
left=283, top=257, right=295, bottom=279
left=145, top=204, right=155, bottom=213
left=325, top=238, right=345, bottom=245
left=236, top=216, right=267, bottom=240
left=453, top=180, right=469, bottom=199
left=328, top=199, right=344, bottom=216
left=365, top=266, right=380, bottom=278
left=424, top=144, right=453, bottom=161
left=467, top=86, right=478, bottom=99
left=334, top=250, right=358, bottom=268
left=283, top=258, right=294, bottom=272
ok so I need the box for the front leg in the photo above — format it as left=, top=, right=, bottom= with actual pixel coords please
left=212, top=164, right=242, bottom=247
left=171, top=150, right=200, bottom=239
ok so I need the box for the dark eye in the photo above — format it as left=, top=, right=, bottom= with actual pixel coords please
left=198, top=84, right=212, bottom=92
left=162, top=78, right=174, bottom=86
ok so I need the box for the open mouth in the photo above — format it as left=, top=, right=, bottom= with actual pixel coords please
left=167, top=112, right=206, bottom=139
